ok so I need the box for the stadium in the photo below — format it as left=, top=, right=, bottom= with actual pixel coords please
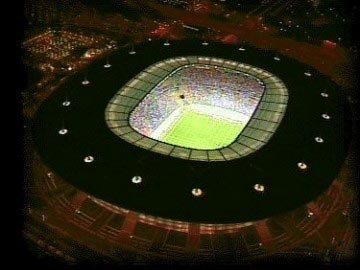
left=21, top=0, right=357, bottom=266
left=30, top=38, right=352, bottom=257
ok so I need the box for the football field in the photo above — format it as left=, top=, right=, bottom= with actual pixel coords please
left=162, top=109, right=244, bottom=150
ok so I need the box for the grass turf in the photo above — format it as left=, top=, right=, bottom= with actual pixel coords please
left=162, top=109, right=244, bottom=150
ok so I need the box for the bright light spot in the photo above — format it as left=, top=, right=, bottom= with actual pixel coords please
left=321, top=92, right=329, bottom=98
left=254, top=184, right=265, bottom=192
left=132, top=176, right=142, bottom=184
left=192, top=188, right=203, bottom=197
left=58, top=129, right=68, bottom=135
left=84, top=156, right=94, bottom=163
left=297, top=162, right=307, bottom=170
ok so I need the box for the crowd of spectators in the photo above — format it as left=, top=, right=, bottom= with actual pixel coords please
left=130, top=64, right=264, bottom=137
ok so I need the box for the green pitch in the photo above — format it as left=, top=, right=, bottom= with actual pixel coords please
left=162, top=110, right=244, bottom=150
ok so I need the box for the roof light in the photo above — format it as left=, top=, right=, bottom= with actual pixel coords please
left=132, top=176, right=142, bottom=184
left=192, top=188, right=203, bottom=197
left=297, top=162, right=307, bottom=170
left=82, top=79, right=90, bottom=85
left=58, top=128, right=68, bottom=135
left=254, top=184, right=265, bottom=192
left=321, top=92, right=329, bottom=97
left=84, top=156, right=94, bottom=163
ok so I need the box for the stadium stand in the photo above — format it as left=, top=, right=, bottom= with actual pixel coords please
left=26, top=148, right=353, bottom=264
left=106, top=56, right=288, bottom=161
left=130, top=64, right=264, bottom=137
